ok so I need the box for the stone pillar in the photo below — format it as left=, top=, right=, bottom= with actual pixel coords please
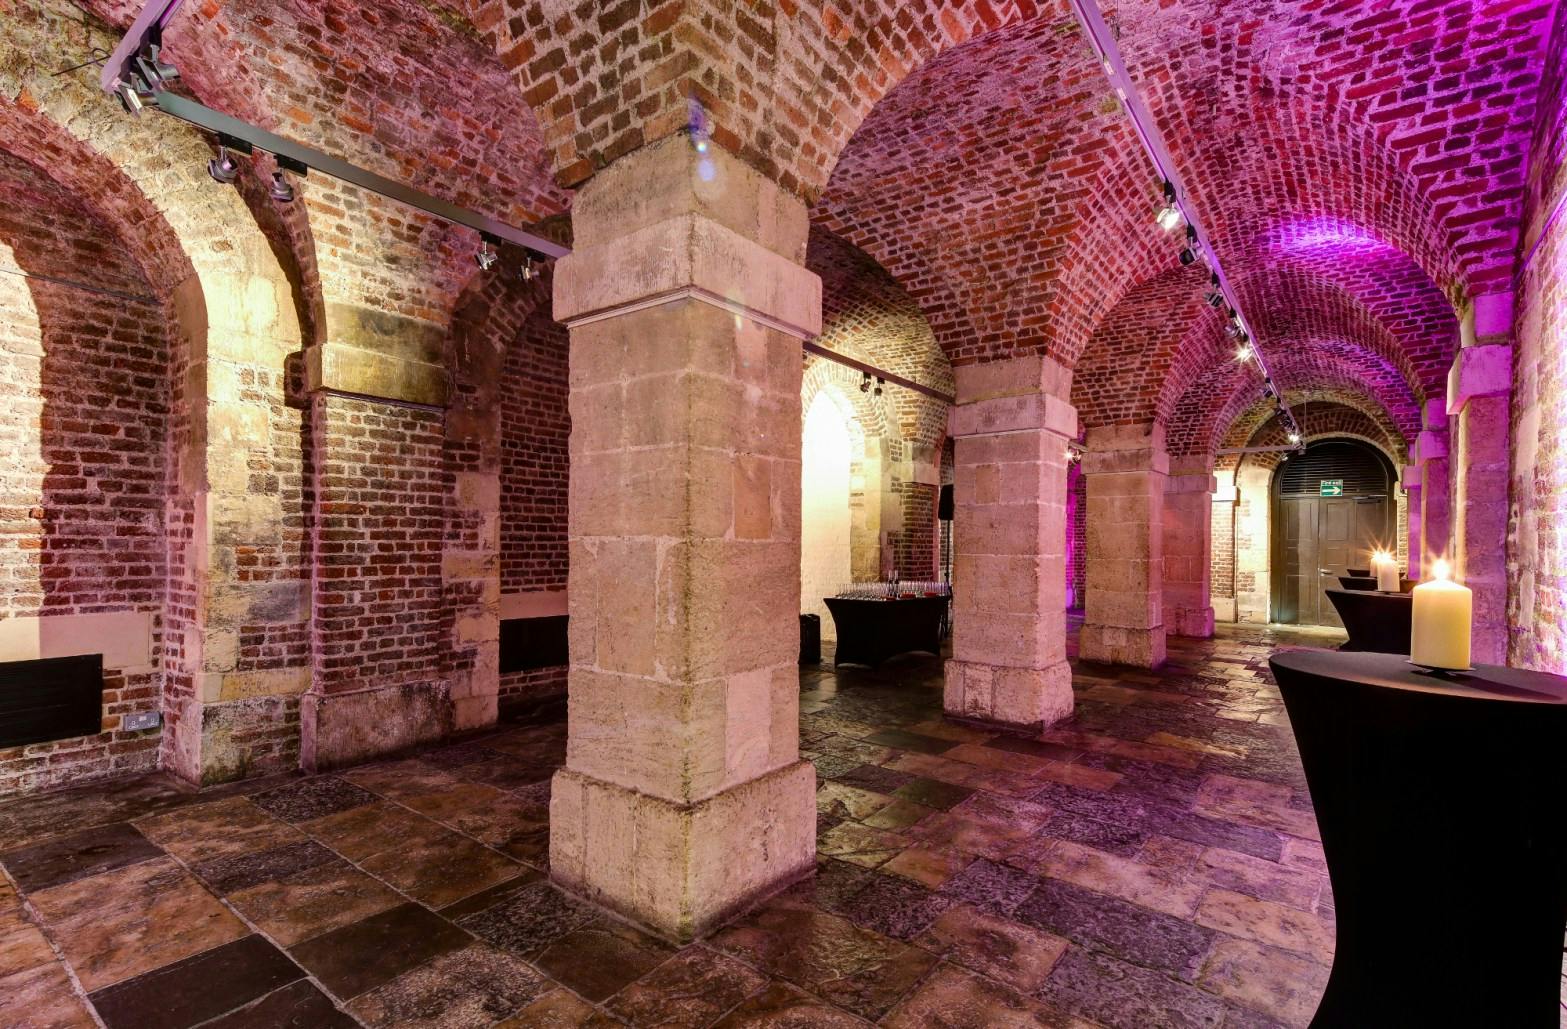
left=1163, top=457, right=1216, bottom=638
left=1402, top=466, right=1422, bottom=579
left=1080, top=423, right=1168, bottom=667
left=547, top=138, right=818, bottom=942
left=301, top=308, right=462, bottom=772
left=1412, top=399, right=1452, bottom=576
left=944, top=355, right=1076, bottom=732
left=1448, top=293, right=1513, bottom=665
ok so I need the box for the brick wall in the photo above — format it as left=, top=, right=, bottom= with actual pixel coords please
left=312, top=395, right=447, bottom=692
left=893, top=481, right=938, bottom=581
left=1068, top=461, right=1086, bottom=610
left=0, top=151, right=168, bottom=796
left=497, top=293, right=571, bottom=707
left=1509, top=6, right=1567, bottom=672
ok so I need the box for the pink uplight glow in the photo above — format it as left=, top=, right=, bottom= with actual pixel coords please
left=1264, top=218, right=1399, bottom=261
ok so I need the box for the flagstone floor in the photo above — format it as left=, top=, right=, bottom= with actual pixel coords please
left=1, top=622, right=1370, bottom=1027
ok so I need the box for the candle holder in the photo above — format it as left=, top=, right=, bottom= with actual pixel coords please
left=1407, top=660, right=1475, bottom=678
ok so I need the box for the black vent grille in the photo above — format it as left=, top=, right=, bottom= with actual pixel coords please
left=0, top=654, right=104, bottom=748
left=1278, top=440, right=1391, bottom=497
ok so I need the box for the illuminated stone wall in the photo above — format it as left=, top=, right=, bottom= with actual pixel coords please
left=1509, top=9, right=1567, bottom=672
left=0, top=153, right=169, bottom=796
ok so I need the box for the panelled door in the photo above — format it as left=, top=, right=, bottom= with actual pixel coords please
left=1271, top=441, right=1396, bottom=627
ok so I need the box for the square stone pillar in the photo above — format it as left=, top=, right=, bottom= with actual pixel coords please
left=1413, top=399, right=1452, bottom=577
left=547, top=138, right=819, bottom=943
left=1447, top=297, right=1513, bottom=665
left=1163, top=458, right=1216, bottom=639
left=1402, top=466, right=1422, bottom=579
left=1081, top=423, right=1168, bottom=667
left=944, top=355, right=1076, bottom=732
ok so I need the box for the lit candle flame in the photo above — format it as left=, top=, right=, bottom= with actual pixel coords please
left=1431, top=558, right=1451, bottom=581
left=1373, top=549, right=1392, bottom=563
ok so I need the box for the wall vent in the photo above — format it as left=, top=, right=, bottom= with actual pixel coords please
left=0, top=654, right=104, bottom=748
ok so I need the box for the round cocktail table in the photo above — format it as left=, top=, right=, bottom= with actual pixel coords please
left=1269, top=649, right=1567, bottom=1027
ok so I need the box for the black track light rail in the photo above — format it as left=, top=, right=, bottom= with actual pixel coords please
left=802, top=341, right=955, bottom=404
left=101, top=0, right=568, bottom=259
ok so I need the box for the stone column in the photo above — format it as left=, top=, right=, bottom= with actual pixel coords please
left=1412, top=399, right=1452, bottom=576
left=547, top=138, right=818, bottom=942
left=1448, top=293, right=1513, bottom=665
left=1163, top=457, right=1216, bottom=638
left=1402, top=466, right=1422, bottom=579
left=301, top=307, right=464, bottom=771
left=944, top=355, right=1076, bottom=731
left=1081, top=423, right=1169, bottom=667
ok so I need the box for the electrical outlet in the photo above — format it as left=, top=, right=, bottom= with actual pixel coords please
left=123, top=711, right=161, bottom=732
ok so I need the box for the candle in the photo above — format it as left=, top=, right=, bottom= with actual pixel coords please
left=1410, top=559, right=1472, bottom=669
left=1372, top=550, right=1399, bottom=592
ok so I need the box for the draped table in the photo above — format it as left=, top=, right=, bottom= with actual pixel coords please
left=1268, top=649, right=1567, bottom=1027
left=1323, top=587, right=1411, bottom=654
left=822, top=595, right=948, bottom=667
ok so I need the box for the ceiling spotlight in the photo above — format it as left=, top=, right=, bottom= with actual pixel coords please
left=519, top=253, right=537, bottom=281
left=1178, top=225, right=1199, bottom=265
left=1224, top=322, right=1241, bottom=338
left=1288, top=431, right=1302, bottom=445
left=475, top=237, right=497, bottom=271
left=1205, top=290, right=1224, bottom=308
left=1263, top=384, right=1277, bottom=400
left=1235, top=344, right=1251, bottom=361
left=268, top=170, right=295, bottom=203
left=859, top=372, right=871, bottom=393
left=874, top=377, right=884, bottom=398
left=1179, top=247, right=1198, bottom=266
left=1156, top=180, right=1183, bottom=232
left=208, top=146, right=239, bottom=184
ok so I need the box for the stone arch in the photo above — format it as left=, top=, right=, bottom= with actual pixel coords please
left=2, top=0, right=308, bottom=786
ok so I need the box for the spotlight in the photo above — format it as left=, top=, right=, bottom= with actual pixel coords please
left=859, top=372, right=871, bottom=393
left=1205, top=290, right=1224, bottom=308
left=475, top=238, right=497, bottom=271
left=1156, top=180, right=1183, bottom=232
left=874, top=377, right=884, bottom=398
left=268, top=170, right=295, bottom=203
left=519, top=253, right=537, bottom=281
left=1263, top=384, right=1277, bottom=400
left=208, top=146, right=239, bottom=184
left=1288, top=431, right=1302, bottom=445
left=1179, top=247, right=1197, bottom=266
left=1224, top=322, right=1241, bottom=339
left=1178, top=225, right=1199, bottom=265
left=1235, top=344, right=1251, bottom=361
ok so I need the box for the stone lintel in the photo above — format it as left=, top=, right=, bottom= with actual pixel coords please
left=549, top=760, right=816, bottom=943
left=948, top=392, right=1077, bottom=439
left=553, top=213, right=821, bottom=339
left=301, top=681, right=452, bottom=773
left=1446, top=344, right=1513, bottom=416
left=943, top=658, right=1074, bottom=732
left=953, top=354, right=1073, bottom=405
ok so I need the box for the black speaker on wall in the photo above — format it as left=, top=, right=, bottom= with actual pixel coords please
left=938, top=484, right=954, bottom=521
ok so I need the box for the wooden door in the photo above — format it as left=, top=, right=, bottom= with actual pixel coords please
left=1274, top=493, right=1391, bottom=627
left=1278, top=496, right=1319, bottom=624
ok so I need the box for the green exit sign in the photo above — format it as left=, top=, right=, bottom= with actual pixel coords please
left=1320, top=479, right=1344, bottom=497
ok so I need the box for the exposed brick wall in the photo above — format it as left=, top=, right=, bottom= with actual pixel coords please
left=1509, top=5, right=1567, bottom=672
left=0, top=151, right=168, bottom=796
left=1211, top=495, right=1235, bottom=603
left=893, top=481, right=938, bottom=581
left=491, top=280, right=571, bottom=708
left=312, top=395, right=447, bottom=692
left=1068, top=461, right=1086, bottom=609
left=499, top=300, right=570, bottom=596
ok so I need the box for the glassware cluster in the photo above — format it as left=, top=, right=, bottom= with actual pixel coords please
left=834, top=581, right=949, bottom=600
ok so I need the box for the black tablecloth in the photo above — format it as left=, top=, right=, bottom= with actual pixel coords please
left=1269, top=650, right=1567, bottom=1027
left=1323, top=587, right=1411, bottom=654
left=822, top=596, right=948, bottom=667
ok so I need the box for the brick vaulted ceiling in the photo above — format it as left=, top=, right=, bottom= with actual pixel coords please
left=11, top=0, right=1560, bottom=461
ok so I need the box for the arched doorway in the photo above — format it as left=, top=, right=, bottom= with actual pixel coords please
left=1271, top=439, right=1397, bottom=626
left=801, top=390, right=855, bottom=624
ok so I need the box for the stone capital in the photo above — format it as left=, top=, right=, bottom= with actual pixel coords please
left=1166, top=471, right=1217, bottom=495
left=1413, top=429, right=1449, bottom=464
left=1445, top=344, right=1513, bottom=416
left=553, top=213, right=822, bottom=339
left=1401, top=465, right=1421, bottom=491
left=948, top=392, right=1077, bottom=439
left=1081, top=423, right=1168, bottom=476
left=952, top=354, right=1073, bottom=404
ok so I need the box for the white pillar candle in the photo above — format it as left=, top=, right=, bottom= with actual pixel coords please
left=1410, top=559, right=1472, bottom=669
left=1373, top=550, right=1399, bottom=592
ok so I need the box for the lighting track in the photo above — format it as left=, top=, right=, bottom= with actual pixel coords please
left=100, top=0, right=568, bottom=259
left=1065, top=0, right=1304, bottom=445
